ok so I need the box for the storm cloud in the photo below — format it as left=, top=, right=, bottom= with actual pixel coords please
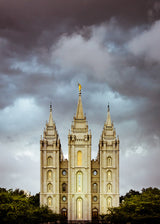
left=0, top=0, right=160, bottom=195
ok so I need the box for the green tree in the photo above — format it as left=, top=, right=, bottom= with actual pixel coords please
left=0, top=188, right=61, bottom=224
left=106, top=187, right=160, bottom=224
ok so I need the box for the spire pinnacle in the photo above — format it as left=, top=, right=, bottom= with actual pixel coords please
left=76, top=84, right=84, bottom=119
left=50, top=102, right=52, bottom=112
left=49, top=103, right=54, bottom=126
left=78, top=83, right=82, bottom=95
left=106, top=103, right=112, bottom=126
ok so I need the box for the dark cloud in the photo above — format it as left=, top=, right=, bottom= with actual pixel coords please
left=0, top=0, right=160, bottom=195
left=0, top=0, right=158, bottom=49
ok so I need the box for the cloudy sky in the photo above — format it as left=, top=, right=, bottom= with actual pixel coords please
left=0, top=0, right=160, bottom=195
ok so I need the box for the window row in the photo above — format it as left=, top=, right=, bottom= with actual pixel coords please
left=46, top=151, right=83, bottom=167
left=47, top=196, right=67, bottom=207
left=46, top=155, right=112, bottom=167
left=92, top=183, right=112, bottom=193
left=46, top=183, right=67, bottom=193
left=47, top=196, right=112, bottom=208
left=46, top=169, right=67, bottom=180
left=47, top=182, right=111, bottom=193
left=47, top=170, right=112, bottom=183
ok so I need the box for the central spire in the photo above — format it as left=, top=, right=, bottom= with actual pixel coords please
left=106, top=104, right=112, bottom=126
left=76, top=84, right=84, bottom=119
left=48, top=103, right=54, bottom=126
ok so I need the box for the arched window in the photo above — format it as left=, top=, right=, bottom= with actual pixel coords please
left=62, top=183, right=67, bottom=192
left=92, top=208, right=98, bottom=219
left=107, top=183, right=112, bottom=193
left=77, top=198, right=83, bottom=220
left=77, top=151, right=82, bottom=166
left=47, top=156, right=53, bottom=166
left=107, top=156, right=112, bottom=166
left=93, top=183, right=98, bottom=193
left=61, top=208, right=67, bottom=217
left=77, top=171, right=83, bottom=192
left=107, top=170, right=112, bottom=181
left=47, top=170, right=52, bottom=180
left=47, top=183, right=53, bottom=192
left=47, top=196, right=52, bottom=207
left=107, top=197, right=112, bottom=207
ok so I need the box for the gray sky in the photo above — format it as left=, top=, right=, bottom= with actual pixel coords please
left=0, top=0, right=160, bottom=195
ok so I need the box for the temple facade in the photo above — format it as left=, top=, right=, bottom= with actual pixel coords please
left=40, top=89, right=120, bottom=221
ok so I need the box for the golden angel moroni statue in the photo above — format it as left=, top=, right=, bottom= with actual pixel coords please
left=78, top=83, right=82, bottom=93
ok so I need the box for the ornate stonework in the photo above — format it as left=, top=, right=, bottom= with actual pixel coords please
left=40, top=91, right=119, bottom=221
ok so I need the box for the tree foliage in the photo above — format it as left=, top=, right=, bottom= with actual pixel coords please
left=1, top=187, right=160, bottom=223
left=0, top=188, right=62, bottom=224
left=106, top=187, right=160, bottom=224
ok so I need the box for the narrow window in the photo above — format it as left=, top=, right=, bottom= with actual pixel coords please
left=77, top=198, right=83, bottom=220
left=77, top=151, right=82, bottom=166
left=77, top=171, right=83, bottom=192
left=47, top=170, right=52, bottom=180
left=47, top=156, right=53, bottom=166
left=92, top=208, right=98, bottom=219
left=47, top=197, right=52, bottom=207
left=107, top=197, right=112, bottom=207
left=47, top=183, right=53, bottom=192
left=62, top=183, right=67, bottom=192
left=107, top=157, right=112, bottom=166
left=61, top=208, right=67, bottom=217
left=107, top=170, right=112, bottom=181
left=107, top=183, right=112, bottom=193
left=93, top=183, right=98, bottom=193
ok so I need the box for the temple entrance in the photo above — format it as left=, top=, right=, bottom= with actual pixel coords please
left=92, top=208, right=98, bottom=219
left=61, top=208, right=67, bottom=218
left=77, top=198, right=83, bottom=220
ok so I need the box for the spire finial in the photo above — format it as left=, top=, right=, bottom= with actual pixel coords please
left=50, top=102, right=52, bottom=112
left=76, top=84, right=84, bottom=119
left=108, top=103, right=110, bottom=112
left=106, top=103, right=112, bottom=126
left=49, top=102, right=54, bottom=126
left=78, top=83, right=82, bottom=95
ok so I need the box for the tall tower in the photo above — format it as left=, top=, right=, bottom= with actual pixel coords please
left=40, top=105, right=62, bottom=213
left=68, top=87, right=92, bottom=221
left=99, top=105, right=119, bottom=214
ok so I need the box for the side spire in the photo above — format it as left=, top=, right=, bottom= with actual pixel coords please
left=76, top=83, right=84, bottom=119
left=48, top=103, right=54, bottom=126
left=106, top=103, right=112, bottom=126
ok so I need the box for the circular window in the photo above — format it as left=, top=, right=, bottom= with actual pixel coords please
left=62, top=170, right=66, bottom=176
left=93, top=170, right=97, bottom=176
left=62, top=196, right=67, bottom=202
left=93, top=196, right=97, bottom=202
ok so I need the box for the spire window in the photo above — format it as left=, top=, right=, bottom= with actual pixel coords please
left=47, top=156, right=53, bottom=166
left=107, top=183, right=112, bottom=193
left=107, top=157, right=112, bottom=166
left=47, top=170, right=52, bottom=180
left=77, top=151, right=82, bottom=166
left=47, top=183, right=53, bottom=192
left=107, top=197, right=112, bottom=207
left=77, top=171, right=83, bottom=192
left=107, top=170, right=112, bottom=181
left=77, top=197, right=83, bottom=220
left=47, top=197, right=52, bottom=207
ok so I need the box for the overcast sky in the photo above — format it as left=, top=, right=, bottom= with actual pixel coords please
left=0, top=0, right=160, bottom=195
